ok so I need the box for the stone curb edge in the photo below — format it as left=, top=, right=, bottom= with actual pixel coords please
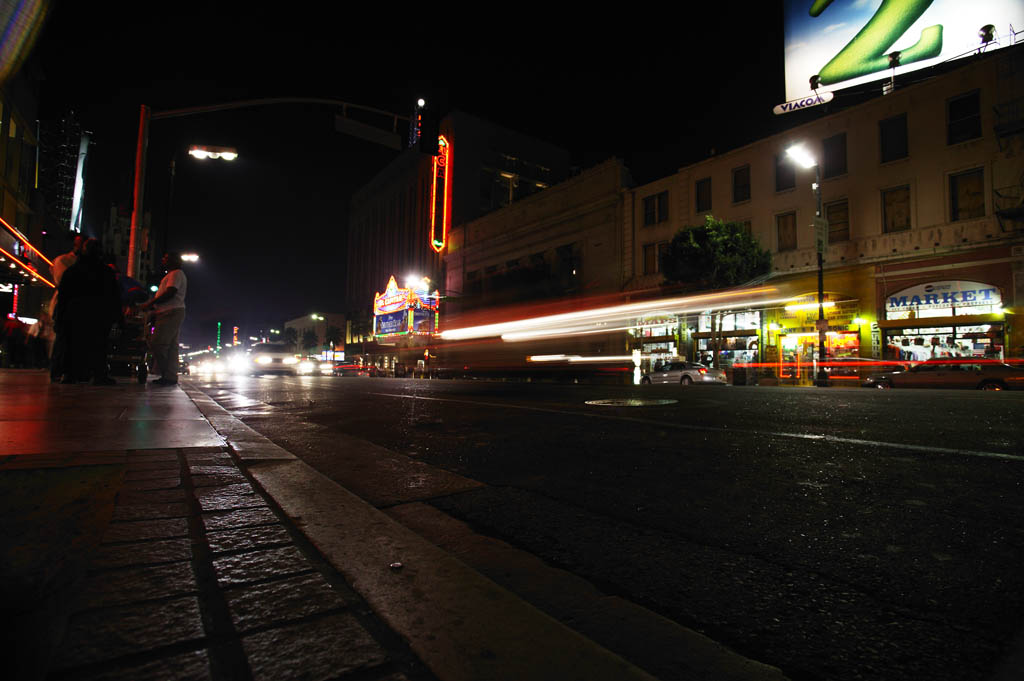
left=179, top=382, right=791, bottom=681
left=179, top=383, right=662, bottom=681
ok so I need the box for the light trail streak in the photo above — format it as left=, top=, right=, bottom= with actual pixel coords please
left=441, top=287, right=782, bottom=341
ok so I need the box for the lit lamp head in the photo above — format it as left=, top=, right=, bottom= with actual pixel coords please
left=786, top=144, right=817, bottom=169
left=188, top=145, right=239, bottom=161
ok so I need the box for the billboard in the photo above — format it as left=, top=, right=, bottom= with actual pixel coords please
left=784, top=0, right=1024, bottom=102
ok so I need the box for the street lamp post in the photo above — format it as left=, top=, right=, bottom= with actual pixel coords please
left=127, top=97, right=409, bottom=278
left=311, top=314, right=327, bottom=355
left=786, top=144, right=830, bottom=388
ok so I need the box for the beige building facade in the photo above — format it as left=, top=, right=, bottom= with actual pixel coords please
left=625, top=47, right=1024, bottom=379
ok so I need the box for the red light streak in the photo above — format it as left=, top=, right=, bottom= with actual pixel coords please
left=0, top=245, right=55, bottom=288
left=0, top=216, right=53, bottom=266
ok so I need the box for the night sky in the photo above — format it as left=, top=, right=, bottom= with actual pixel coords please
left=29, top=3, right=786, bottom=347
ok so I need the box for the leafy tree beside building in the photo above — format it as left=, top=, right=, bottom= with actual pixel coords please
left=660, top=216, right=771, bottom=368
left=660, top=215, right=771, bottom=289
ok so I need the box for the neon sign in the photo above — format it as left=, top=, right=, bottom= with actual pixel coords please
left=430, top=136, right=451, bottom=253
left=373, top=275, right=441, bottom=338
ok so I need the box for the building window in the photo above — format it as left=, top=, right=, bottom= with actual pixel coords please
left=879, top=113, right=908, bottom=163
left=643, top=243, right=657, bottom=274
left=732, top=165, right=751, bottom=203
left=825, top=200, right=850, bottom=243
left=950, top=168, right=984, bottom=221
left=695, top=177, right=712, bottom=213
left=740, top=219, right=752, bottom=236
left=775, top=154, right=795, bottom=192
left=776, top=212, right=797, bottom=252
left=643, top=190, right=668, bottom=226
left=822, top=133, right=847, bottom=178
left=643, top=242, right=670, bottom=274
left=882, top=185, right=911, bottom=233
left=947, top=91, right=981, bottom=145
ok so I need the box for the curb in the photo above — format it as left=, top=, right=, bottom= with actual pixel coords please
left=181, top=381, right=791, bottom=681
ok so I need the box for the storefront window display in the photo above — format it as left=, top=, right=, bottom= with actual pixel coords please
left=633, top=317, right=679, bottom=373
left=882, top=281, right=1004, bottom=361
left=696, top=310, right=761, bottom=369
left=778, top=330, right=860, bottom=379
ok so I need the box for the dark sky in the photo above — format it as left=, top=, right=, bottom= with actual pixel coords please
left=30, top=2, right=786, bottom=347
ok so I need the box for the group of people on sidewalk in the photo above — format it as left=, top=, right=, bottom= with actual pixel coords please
left=44, top=235, right=188, bottom=386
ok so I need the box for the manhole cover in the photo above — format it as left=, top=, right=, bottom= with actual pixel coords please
left=585, top=398, right=678, bottom=407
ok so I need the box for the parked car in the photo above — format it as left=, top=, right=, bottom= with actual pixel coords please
left=863, top=359, right=1024, bottom=390
left=641, top=361, right=727, bottom=385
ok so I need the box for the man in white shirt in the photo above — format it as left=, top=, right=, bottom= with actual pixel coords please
left=48, top=235, right=84, bottom=381
left=141, top=252, right=187, bottom=385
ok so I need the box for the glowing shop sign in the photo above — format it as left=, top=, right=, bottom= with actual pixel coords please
left=372, top=275, right=441, bottom=338
left=430, top=136, right=451, bottom=253
left=885, top=281, right=1001, bottom=313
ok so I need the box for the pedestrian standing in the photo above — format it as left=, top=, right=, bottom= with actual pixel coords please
left=141, top=252, right=187, bottom=385
left=49, top=235, right=84, bottom=381
left=53, top=238, right=121, bottom=384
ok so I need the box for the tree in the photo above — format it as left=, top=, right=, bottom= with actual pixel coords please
left=325, top=325, right=342, bottom=349
left=282, top=327, right=298, bottom=346
left=301, top=328, right=318, bottom=351
left=661, top=216, right=771, bottom=368
left=660, top=215, right=771, bottom=290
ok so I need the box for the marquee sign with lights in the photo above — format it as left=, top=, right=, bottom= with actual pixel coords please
left=429, top=135, right=451, bottom=253
left=373, top=275, right=441, bottom=338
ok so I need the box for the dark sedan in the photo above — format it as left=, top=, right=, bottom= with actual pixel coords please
left=863, top=359, right=1024, bottom=390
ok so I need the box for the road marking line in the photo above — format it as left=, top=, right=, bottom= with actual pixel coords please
left=369, top=392, right=1024, bottom=463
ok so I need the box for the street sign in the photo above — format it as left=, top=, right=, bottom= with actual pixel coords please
left=814, top=217, right=829, bottom=255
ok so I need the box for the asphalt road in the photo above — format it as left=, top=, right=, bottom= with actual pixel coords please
left=188, top=375, right=1024, bottom=681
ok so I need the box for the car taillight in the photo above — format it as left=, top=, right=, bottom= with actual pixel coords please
left=698, top=368, right=706, bottom=374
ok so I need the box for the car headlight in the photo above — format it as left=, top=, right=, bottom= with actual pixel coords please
left=283, top=357, right=299, bottom=365
left=255, top=355, right=272, bottom=365
left=319, top=362, right=332, bottom=373
left=298, top=361, right=315, bottom=374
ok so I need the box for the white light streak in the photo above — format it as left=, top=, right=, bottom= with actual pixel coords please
left=441, top=287, right=783, bottom=342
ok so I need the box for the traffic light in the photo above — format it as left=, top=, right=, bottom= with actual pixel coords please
left=418, top=108, right=439, bottom=155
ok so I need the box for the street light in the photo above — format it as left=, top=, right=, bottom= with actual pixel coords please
left=188, top=144, right=238, bottom=161
left=311, top=313, right=327, bottom=354
left=785, top=143, right=829, bottom=388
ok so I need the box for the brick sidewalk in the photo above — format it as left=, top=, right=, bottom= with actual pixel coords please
left=44, top=445, right=435, bottom=681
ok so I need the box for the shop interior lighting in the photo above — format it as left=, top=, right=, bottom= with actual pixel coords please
left=852, top=317, right=869, bottom=325
left=784, top=300, right=836, bottom=312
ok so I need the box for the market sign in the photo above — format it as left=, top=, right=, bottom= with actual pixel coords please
left=885, top=281, right=1001, bottom=314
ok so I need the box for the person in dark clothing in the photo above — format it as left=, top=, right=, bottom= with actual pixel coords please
left=53, top=239, right=122, bottom=384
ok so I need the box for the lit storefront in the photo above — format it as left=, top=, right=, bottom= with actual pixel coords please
left=878, top=280, right=1007, bottom=361
left=631, top=316, right=679, bottom=373
left=694, top=310, right=761, bottom=370
left=763, top=292, right=864, bottom=383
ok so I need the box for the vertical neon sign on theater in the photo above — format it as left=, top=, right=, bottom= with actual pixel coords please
left=430, top=136, right=451, bottom=253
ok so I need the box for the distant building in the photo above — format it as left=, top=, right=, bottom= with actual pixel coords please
left=283, top=312, right=346, bottom=355
left=446, top=157, right=632, bottom=313
left=0, top=62, right=51, bottom=321
left=101, top=203, right=158, bottom=285
left=345, top=110, right=572, bottom=346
